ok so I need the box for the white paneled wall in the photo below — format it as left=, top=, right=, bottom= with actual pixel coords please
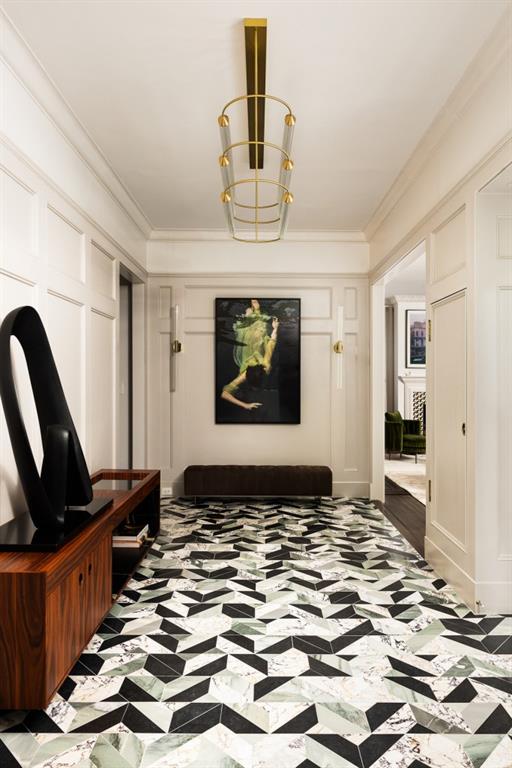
left=0, top=143, right=145, bottom=525
left=148, top=274, right=370, bottom=497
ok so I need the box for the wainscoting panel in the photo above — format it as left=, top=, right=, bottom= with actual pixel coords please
left=148, top=275, right=370, bottom=497
left=497, top=287, right=512, bottom=559
left=343, top=286, right=358, bottom=320
left=0, top=272, right=38, bottom=522
left=90, top=242, right=116, bottom=301
left=47, top=206, right=84, bottom=283
left=89, top=310, right=115, bottom=472
left=46, top=292, right=85, bottom=442
left=0, top=167, right=37, bottom=281
left=497, top=216, right=512, bottom=259
left=0, top=141, right=142, bottom=525
left=184, top=284, right=333, bottom=321
left=158, top=331, right=172, bottom=469
left=0, top=168, right=36, bottom=262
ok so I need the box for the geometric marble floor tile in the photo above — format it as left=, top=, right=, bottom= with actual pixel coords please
left=1, top=497, right=512, bottom=768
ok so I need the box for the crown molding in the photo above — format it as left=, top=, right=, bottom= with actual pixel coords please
left=149, top=228, right=367, bottom=243
left=148, top=271, right=370, bottom=280
left=0, top=9, right=153, bottom=239
left=364, top=5, right=512, bottom=241
left=389, top=295, right=425, bottom=304
left=369, top=133, right=512, bottom=282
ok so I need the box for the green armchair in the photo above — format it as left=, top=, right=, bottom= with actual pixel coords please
left=385, top=410, right=425, bottom=462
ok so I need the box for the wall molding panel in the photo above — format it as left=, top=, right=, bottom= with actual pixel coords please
left=0, top=137, right=146, bottom=525
left=497, top=286, right=512, bottom=561
left=148, top=275, right=370, bottom=498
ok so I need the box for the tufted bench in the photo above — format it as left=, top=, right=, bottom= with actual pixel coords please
left=183, top=465, right=332, bottom=499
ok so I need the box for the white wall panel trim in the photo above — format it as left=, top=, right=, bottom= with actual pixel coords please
left=47, top=288, right=84, bottom=307
left=47, top=204, right=83, bottom=235
left=497, top=215, right=512, bottom=259
left=0, top=266, right=37, bottom=287
left=425, top=536, right=475, bottom=609
left=90, top=307, right=116, bottom=321
left=0, top=162, right=35, bottom=194
left=497, top=286, right=512, bottom=560
left=430, top=520, right=468, bottom=553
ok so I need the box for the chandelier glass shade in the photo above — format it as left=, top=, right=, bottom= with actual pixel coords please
left=218, top=19, right=295, bottom=243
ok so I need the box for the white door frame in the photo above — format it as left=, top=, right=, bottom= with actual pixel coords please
left=118, top=265, right=146, bottom=469
left=370, top=242, right=427, bottom=502
left=370, top=279, right=386, bottom=501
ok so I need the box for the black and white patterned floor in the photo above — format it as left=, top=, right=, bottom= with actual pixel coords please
left=1, top=497, right=511, bottom=767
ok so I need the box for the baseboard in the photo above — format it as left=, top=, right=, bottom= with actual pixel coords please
left=165, top=480, right=370, bottom=500
left=424, top=536, right=476, bottom=611
left=471, top=580, right=512, bottom=615
left=332, top=481, right=370, bottom=498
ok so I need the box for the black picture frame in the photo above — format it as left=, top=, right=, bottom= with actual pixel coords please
left=405, top=309, right=426, bottom=368
left=215, top=297, right=301, bottom=424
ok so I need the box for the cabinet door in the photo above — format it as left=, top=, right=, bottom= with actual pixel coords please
left=84, top=533, right=112, bottom=640
left=46, top=533, right=112, bottom=698
left=46, top=559, right=87, bottom=694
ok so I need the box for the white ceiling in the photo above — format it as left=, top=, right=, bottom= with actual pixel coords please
left=1, top=0, right=508, bottom=232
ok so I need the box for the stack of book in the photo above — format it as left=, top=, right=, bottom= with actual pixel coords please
left=112, top=522, right=149, bottom=548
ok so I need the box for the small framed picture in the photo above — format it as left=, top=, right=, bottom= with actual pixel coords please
left=406, top=309, right=426, bottom=367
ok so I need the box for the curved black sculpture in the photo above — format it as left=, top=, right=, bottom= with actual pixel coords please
left=0, top=306, right=93, bottom=530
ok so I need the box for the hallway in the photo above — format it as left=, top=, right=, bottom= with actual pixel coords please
left=1, top=498, right=511, bottom=767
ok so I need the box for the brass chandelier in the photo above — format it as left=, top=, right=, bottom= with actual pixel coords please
left=218, top=18, right=295, bottom=242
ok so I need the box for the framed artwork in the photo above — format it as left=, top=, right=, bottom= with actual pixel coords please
left=215, top=298, right=301, bottom=424
left=406, top=309, right=426, bottom=367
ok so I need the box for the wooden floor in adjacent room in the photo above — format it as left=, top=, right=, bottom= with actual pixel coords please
left=381, top=475, right=426, bottom=556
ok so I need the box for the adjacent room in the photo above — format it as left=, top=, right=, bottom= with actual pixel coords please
left=0, top=1, right=511, bottom=767
left=381, top=245, right=427, bottom=554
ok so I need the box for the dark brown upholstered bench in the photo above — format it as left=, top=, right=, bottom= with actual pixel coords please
left=184, top=465, right=332, bottom=498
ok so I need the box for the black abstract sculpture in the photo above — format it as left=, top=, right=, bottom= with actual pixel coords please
left=0, top=306, right=93, bottom=530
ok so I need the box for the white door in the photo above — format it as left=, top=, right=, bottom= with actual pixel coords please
left=430, top=290, right=467, bottom=550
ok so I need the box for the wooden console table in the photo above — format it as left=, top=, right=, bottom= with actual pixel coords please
left=0, top=469, right=160, bottom=710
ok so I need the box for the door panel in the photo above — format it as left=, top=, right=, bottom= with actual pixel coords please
left=46, top=533, right=112, bottom=695
left=431, top=291, right=467, bottom=548
left=84, top=533, right=112, bottom=637
left=46, top=559, right=85, bottom=692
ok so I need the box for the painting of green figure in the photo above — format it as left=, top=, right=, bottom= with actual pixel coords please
left=215, top=298, right=301, bottom=424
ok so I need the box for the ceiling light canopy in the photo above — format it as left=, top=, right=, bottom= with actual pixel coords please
left=218, top=18, right=295, bottom=243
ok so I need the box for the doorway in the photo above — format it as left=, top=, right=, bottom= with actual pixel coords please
left=371, top=242, right=427, bottom=553
left=384, top=250, right=427, bottom=504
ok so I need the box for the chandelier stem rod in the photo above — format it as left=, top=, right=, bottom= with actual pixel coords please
left=254, top=26, right=259, bottom=241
